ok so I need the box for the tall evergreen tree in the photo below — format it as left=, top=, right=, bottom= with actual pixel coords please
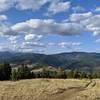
left=11, top=69, right=18, bottom=81
left=0, top=62, right=11, bottom=80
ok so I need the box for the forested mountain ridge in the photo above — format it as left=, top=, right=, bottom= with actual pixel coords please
left=0, top=51, right=100, bottom=72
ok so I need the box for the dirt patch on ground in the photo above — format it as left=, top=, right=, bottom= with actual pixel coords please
left=0, top=79, right=99, bottom=100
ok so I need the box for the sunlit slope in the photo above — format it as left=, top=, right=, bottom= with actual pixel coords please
left=0, top=79, right=100, bottom=100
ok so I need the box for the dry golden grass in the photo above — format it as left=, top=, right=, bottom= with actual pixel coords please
left=0, top=79, right=100, bottom=100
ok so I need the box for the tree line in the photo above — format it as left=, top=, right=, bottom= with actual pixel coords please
left=0, top=62, right=100, bottom=81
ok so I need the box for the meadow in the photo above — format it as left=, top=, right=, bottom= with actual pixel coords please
left=0, top=79, right=99, bottom=100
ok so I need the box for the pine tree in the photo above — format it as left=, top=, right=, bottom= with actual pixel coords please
left=0, top=62, right=11, bottom=80
left=11, top=69, right=18, bottom=81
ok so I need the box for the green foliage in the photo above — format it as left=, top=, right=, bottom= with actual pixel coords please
left=11, top=69, right=18, bottom=81
left=0, top=61, right=100, bottom=81
left=0, top=62, right=11, bottom=80
left=73, top=70, right=80, bottom=78
left=17, top=64, right=32, bottom=79
left=87, top=74, right=92, bottom=79
left=80, top=72, right=87, bottom=79
left=40, top=68, right=50, bottom=78
left=56, top=68, right=67, bottom=78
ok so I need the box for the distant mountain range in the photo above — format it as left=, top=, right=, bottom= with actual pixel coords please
left=0, top=51, right=100, bottom=72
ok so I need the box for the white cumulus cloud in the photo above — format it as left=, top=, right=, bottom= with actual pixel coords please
left=47, top=1, right=71, bottom=15
left=11, top=19, right=84, bottom=36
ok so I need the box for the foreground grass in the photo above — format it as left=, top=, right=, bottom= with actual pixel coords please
left=0, top=79, right=99, bottom=100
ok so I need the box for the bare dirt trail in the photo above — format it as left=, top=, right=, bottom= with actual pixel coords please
left=0, top=79, right=98, bottom=100
left=45, top=79, right=96, bottom=100
left=85, top=79, right=96, bottom=89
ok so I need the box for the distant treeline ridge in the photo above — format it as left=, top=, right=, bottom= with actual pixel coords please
left=0, top=62, right=99, bottom=81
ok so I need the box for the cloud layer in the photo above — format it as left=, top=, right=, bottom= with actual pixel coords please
left=0, top=0, right=99, bottom=53
left=0, top=0, right=71, bottom=14
left=1, top=13, right=100, bottom=37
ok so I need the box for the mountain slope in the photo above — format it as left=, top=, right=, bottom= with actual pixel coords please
left=0, top=52, right=100, bottom=72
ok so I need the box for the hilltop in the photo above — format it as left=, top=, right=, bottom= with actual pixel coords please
left=0, top=51, right=100, bottom=72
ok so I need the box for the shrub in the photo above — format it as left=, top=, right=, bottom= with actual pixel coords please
left=17, top=64, right=32, bottom=79
left=56, top=68, right=67, bottom=79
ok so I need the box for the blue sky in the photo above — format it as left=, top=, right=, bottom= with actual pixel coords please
left=0, top=0, right=100, bottom=54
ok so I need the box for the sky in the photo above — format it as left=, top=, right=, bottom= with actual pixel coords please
left=0, top=0, right=100, bottom=54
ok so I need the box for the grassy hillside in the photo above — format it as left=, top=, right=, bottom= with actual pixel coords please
left=0, top=79, right=100, bottom=100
